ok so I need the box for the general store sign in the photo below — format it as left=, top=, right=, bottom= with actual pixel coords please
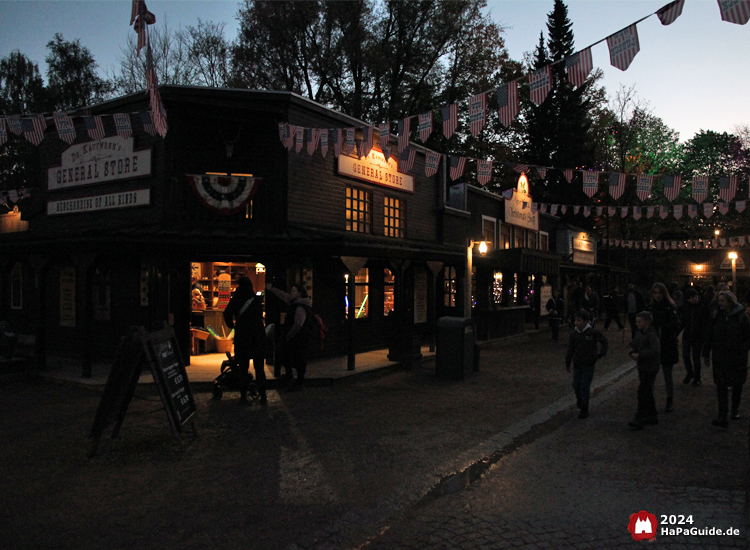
left=48, top=135, right=152, bottom=190
left=47, top=189, right=151, bottom=216
left=338, top=148, right=414, bottom=193
left=504, top=175, right=538, bottom=231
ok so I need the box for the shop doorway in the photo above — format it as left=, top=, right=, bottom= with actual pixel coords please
left=190, top=261, right=266, bottom=354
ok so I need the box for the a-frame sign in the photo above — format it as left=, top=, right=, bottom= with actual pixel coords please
left=88, top=323, right=197, bottom=457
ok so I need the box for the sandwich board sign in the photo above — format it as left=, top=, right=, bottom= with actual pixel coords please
left=88, top=323, right=196, bottom=457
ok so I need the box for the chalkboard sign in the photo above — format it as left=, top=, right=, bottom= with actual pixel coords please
left=140, top=325, right=196, bottom=430
left=88, top=323, right=196, bottom=457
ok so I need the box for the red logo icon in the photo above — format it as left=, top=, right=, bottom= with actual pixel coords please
left=627, top=510, right=658, bottom=541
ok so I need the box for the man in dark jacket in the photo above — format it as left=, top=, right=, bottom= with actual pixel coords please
left=546, top=289, right=564, bottom=342
left=224, top=277, right=267, bottom=404
left=625, top=284, right=646, bottom=339
left=628, top=311, right=661, bottom=430
left=565, top=309, right=608, bottom=419
left=680, top=288, right=708, bottom=386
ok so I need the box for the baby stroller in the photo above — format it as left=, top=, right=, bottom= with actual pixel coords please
left=212, top=352, right=259, bottom=401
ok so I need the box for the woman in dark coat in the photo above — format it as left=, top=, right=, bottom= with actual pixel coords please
left=646, top=282, right=681, bottom=412
left=224, top=277, right=267, bottom=403
left=703, top=290, right=750, bottom=428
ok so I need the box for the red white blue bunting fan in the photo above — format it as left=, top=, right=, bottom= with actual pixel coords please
left=188, top=175, right=261, bottom=215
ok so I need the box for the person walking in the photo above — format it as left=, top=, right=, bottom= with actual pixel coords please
left=680, top=288, right=708, bottom=386
left=703, top=290, right=750, bottom=428
left=266, top=282, right=313, bottom=391
left=647, top=282, right=681, bottom=413
left=565, top=309, right=608, bottom=419
left=628, top=311, right=661, bottom=430
left=625, top=284, right=646, bottom=339
left=603, top=287, right=625, bottom=331
left=581, top=285, right=600, bottom=327
left=546, top=289, right=564, bottom=342
left=223, top=277, right=267, bottom=404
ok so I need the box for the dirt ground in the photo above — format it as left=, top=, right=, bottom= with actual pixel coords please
left=1, top=329, right=747, bottom=550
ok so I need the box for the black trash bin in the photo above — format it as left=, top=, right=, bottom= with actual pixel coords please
left=436, top=317, right=476, bottom=380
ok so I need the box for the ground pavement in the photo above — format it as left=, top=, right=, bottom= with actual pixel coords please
left=1, top=326, right=747, bottom=550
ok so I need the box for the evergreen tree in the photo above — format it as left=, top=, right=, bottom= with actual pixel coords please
left=45, top=33, right=112, bottom=110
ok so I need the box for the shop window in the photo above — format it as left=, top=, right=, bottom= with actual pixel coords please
left=345, top=267, right=369, bottom=319
left=384, top=197, right=404, bottom=238
left=493, top=271, right=503, bottom=304
left=346, top=187, right=372, bottom=234
left=482, top=217, right=496, bottom=251
left=540, top=232, right=549, bottom=251
left=515, top=227, right=526, bottom=248
left=500, top=224, right=511, bottom=249
left=443, top=266, right=457, bottom=308
left=10, top=262, right=22, bottom=309
left=528, top=231, right=538, bottom=250
left=384, top=268, right=395, bottom=315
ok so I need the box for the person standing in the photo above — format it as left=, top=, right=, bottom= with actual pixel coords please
left=680, top=288, right=708, bottom=386
left=223, top=277, right=267, bottom=404
left=603, top=287, right=625, bottom=331
left=581, top=285, right=600, bottom=327
left=546, top=289, right=564, bottom=342
left=628, top=311, right=661, bottom=430
left=647, top=282, right=681, bottom=413
left=625, top=284, right=646, bottom=339
left=266, top=282, right=313, bottom=391
left=565, top=309, right=608, bottom=419
left=703, top=290, right=750, bottom=428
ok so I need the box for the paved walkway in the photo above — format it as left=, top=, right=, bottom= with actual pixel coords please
left=3, top=325, right=748, bottom=550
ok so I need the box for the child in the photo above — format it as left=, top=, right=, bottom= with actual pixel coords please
left=565, top=309, right=608, bottom=419
left=628, top=311, right=661, bottom=430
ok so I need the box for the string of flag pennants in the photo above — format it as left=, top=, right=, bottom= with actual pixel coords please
left=278, top=0, right=748, bottom=190
left=526, top=198, right=747, bottom=221
left=602, top=235, right=750, bottom=250
left=0, top=0, right=167, bottom=153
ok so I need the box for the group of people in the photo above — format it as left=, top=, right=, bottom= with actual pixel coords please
left=222, top=277, right=315, bottom=404
left=560, top=281, right=750, bottom=430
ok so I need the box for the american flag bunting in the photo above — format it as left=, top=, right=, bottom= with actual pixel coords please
left=660, top=205, right=669, bottom=219
left=513, top=163, right=529, bottom=174
left=647, top=206, right=655, bottom=218
left=477, top=160, right=493, bottom=186
left=719, top=175, right=737, bottom=201
left=83, top=115, right=105, bottom=142
left=141, top=111, right=156, bottom=136
left=113, top=113, right=132, bottom=139
left=688, top=204, right=698, bottom=218
left=359, top=126, right=374, bottom=158
left=54, top=112, right=76, bottom=144
left=418, top=112, right=432, bottom=142
left=528, top=66, right=552, bottom=105
left=673, top=205, right=683, bottom=219
left=582, top=171, right=598, bottom=197
left=468, top=93, right=487, bottom=136
left=449, top=155, right=466, bottom=181
left=425, top=151, right=441, bottom=177
left=535, top=166, right=547, bottom=180
left=294, top=126, right=304, bottom=153
left=663, top=175, right=681, bottom=201
left=397, top=118, right=410, bottom=153
left=564, top=169, right=573, bottom=183
left=565, top=48, right=593, bottom=87
left=656, top=0, right=685, bottom=25
left=344, top=128, right=355, bottom=155
left=378, top=123, right=390, bottom=151
left=636, top=174, right=653, bottom=201
left=21, top=114, right=46, bottom=146
left=609, top=172, right=627, bottom=199
left=719, top=202, right=730, bottom=215
left=398, top=146, right=416, bottom=174
left=703, top=203, right=714, bottom=218
left=496, top=81, right=519, bottom=127
left=6, top=115, right=22, bottom=135
left=717, top=0, right=750, bottom=25
left=320, top=129, right=329, bottom=158
left=633, top=207, right=642, bottom=220
left=737, top=200, right=746, bottom=213
left=692, top=175, right=709, bottom=203
left=621, top=206, right=629, bottom=218
left=306, top=128, right=320, bottom=155
left=606, top=24, right=640, bottom=71
left=442, top=103, right=458, bottom=139
left=332, top=129, right=343, bottom=158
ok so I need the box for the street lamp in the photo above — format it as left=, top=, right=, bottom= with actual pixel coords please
left=464, top=234, right=490, bottom=318
left=728, top=251, right=738, bottom=291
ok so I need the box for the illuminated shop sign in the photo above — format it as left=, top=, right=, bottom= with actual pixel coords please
left=504, top=173, right=538, bottom=231
left=338, top=148, right=414, bottom=193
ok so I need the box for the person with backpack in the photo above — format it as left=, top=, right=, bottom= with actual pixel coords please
left=223, top=277, right=267, bottom=404
left=266, top=282, right=315, bottom=392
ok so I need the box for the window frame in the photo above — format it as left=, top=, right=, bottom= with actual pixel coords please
left=346, top=186, right=372, bottom=234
